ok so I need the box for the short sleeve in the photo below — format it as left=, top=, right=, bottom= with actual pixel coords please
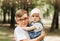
left=14, top=29, right=27, bottom=41
left=33, top=23, right=43, bottom=30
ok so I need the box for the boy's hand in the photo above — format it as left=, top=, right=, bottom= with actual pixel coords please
left=41, top=30, right=46, bottom=37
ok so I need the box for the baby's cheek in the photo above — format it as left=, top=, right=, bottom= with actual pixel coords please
left=36, top=18, right=40, bottom=21
left=30, top=17, right=34, bottom=21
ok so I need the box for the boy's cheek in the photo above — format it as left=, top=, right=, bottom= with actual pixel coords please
left=16, top=20, right=19, bottom=24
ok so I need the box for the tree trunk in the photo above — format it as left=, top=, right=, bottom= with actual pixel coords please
left=50, top=9, right=56, bottom=31
left=55, top=9, right=59, bottom=29
left=10, top=5, right=15, bottom=29
left=50, top=1, right=59, bottom=32
left=3, top=11, right=6, bottom=23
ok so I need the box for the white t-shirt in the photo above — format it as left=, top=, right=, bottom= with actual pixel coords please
left=14, top=26, right=30, bottom=41
left=32, top=22, right=43, bottom=32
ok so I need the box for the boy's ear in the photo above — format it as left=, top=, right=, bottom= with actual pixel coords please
left=15, top=19, right=18, bottom=24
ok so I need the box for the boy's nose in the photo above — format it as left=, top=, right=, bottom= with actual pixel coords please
left=22, top=20, right=25, bottom=22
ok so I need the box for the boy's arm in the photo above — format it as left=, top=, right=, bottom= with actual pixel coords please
left=18, top=29, right=45, bottom=41
left=22, top=26, right=36, bottom=31
left=33, top=29, right=46, bottom=41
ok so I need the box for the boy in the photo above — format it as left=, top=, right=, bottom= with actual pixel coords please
left=14, top=9, right=45, bottom=41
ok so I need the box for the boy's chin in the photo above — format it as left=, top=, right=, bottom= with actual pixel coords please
left=23, top=25, right=27, bottom=27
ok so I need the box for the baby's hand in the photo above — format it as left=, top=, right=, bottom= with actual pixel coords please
left=22, top=26, right=36, bottom=31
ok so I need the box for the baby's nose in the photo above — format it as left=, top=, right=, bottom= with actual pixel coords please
left=34, top=17, right=36, bottom=19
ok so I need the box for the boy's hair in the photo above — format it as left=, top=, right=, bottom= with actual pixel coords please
left=15, top=9, right=27, bottom=18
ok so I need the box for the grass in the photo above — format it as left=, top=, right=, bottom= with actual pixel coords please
left=0, top=26, right=11, bottom=41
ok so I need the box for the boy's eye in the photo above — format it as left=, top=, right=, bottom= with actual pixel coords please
left=18, top=17, right=28, bottom=21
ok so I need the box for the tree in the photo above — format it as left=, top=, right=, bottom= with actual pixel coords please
left=20, top=0, right=35, bottom=15
left=10, top=0, right=16, bottom=29
left=10, top=0, right=34, bottom=28
left=50, top=0, right=60, bottom=31
left=1, top=0, right=11, bottom=23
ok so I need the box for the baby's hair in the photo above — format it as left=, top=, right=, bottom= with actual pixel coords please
left=30, top=8, right=42, bottom=19
left=15, top=9, right=27, bottom=18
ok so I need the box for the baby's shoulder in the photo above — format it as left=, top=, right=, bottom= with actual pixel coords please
left=34, top=22, right=42, bottom=25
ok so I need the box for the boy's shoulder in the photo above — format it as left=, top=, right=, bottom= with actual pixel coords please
left=14, top=26, right=22, bottom=31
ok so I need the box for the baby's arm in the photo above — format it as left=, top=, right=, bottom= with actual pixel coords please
left=22, top=26, right=36, bottom=31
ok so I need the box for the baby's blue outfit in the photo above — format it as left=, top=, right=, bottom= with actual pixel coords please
left=28, top=22, right=44, bottom=41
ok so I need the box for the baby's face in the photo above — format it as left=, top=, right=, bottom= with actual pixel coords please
left=31, top=13, right=40, bottom=22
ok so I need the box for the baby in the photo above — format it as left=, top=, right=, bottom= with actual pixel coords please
left=22, top=8, right=44, bottom=41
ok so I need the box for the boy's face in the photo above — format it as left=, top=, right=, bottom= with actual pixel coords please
left=31, top=13, right=40, bottom=22
left=16, top=14, right=29, bottom=27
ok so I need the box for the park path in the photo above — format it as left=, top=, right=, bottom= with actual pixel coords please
left=8, top=34, right=60, bottom=41
left=44, top=36, right=60, bottom=41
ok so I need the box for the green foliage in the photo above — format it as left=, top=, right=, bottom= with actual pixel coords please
left=0, top=0, right=60, bottom=18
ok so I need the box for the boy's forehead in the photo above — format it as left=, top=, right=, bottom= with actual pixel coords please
left=21, top=14, right=28, bottom=18
left=16, top=9, right=27, bottom=17
left=17, top=14, right=28, bottom=19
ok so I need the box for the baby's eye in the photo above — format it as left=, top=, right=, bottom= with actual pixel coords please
left=36, top=16, right=39, bottom=17
left=31, top=15, right=39, bottom=17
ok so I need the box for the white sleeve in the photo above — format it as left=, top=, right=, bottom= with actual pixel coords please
left=33, top=23, right=43, bottom=30
left=14, top=29, right=27, bottom=41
